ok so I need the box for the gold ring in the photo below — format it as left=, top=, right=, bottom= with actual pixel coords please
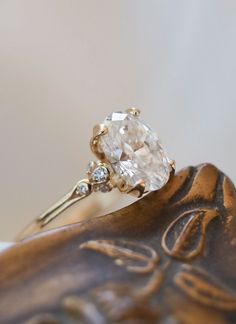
left=37, top=108, right=175, bottom=228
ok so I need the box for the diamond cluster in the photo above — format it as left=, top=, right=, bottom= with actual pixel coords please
left=76, top=162, right=111, bottom=196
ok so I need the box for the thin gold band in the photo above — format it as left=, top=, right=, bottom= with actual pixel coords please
left=37, top=182, right=91, bottom=227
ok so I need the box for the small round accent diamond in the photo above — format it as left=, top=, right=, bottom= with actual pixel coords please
left=92, top=166, right=109, bottom=183
left=76, top=182, right=90, bottom=195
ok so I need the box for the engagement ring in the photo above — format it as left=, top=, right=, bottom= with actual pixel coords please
left=38, top=108, right=175, bottom=227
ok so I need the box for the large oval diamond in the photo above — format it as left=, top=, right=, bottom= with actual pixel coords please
left=99, top=111, right=171, bottom=191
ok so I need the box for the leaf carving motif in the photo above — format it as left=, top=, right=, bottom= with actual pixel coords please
left=80, top=239, right=159, bottom=274
left=174, top=266, right=236, bottom=311
left=25, top=313, right=59, bottom=324
left=63, top=295, right=105, bottom=324
left=161, top=208, right=219, bottom=260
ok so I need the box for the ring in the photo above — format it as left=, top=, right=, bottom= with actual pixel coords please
left=37, top=108, right=175, bottom=227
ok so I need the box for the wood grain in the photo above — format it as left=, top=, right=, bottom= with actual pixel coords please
left=0, top=163, right=235, bottom=323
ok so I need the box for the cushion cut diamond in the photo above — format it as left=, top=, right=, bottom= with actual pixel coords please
left=99, top=111, right=171, bottom=191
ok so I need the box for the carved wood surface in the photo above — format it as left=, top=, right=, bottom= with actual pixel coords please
left=0, top=163, right=236, bottom=323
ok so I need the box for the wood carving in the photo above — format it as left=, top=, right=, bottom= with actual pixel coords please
left=0, top=163, right=235, bottom=323
left=79, top=240, right=160, bottom=274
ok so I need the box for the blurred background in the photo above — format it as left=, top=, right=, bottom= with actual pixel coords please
left=0, top=1, right=235, bottom=240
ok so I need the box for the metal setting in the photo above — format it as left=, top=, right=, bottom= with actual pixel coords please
left=37, top=109, right=175, bottom=227
left=90, top=124, right=108, bottom=161
left=125, top=107, right=141, bottom=117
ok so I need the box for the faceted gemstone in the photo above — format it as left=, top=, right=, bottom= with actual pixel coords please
left=92, top=166, right=109, bottom=183
left=76, top=182, right=90, bottom=195
left=99, top=111, right=171, bottom=191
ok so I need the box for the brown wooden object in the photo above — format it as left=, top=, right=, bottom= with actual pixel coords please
left=0, top=163, right=236, bottom=323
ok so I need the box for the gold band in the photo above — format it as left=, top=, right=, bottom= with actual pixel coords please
left=37, top=181, right=92, bottom=227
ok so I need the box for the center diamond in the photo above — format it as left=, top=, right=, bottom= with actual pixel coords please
left=99, top=111, right=171, bottom=191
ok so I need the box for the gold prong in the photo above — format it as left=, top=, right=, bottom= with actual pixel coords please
left=90, top=124, right=108, bottom=160
left=92, top=124, right=108, bottom=138
left=127, top=180, right=146, bottom=198
left=116, top=176, right=146, bottom=197
left=126, top=107, right=141, bottom=117
left=169, top=159, right=176, bottom=171
left=116, top=178, right=129, bottom=192
left=168, top=159, right=176, bottom=179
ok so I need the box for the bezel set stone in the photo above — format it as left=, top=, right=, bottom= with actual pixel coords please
left=75, top=181, right=91, bottom=196
left=87, top=161, right=113, bottom=192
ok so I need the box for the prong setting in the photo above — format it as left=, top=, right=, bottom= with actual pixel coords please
left=169, top=159, right=176, bottom=171
left=115, top=177, right=147, bottom=198
left=168, top=159, right=176, bottom=179
left=127, top=180, right=146, bottom=198
left=92, top=124, right=108, bottom=138
left=126, top=107, right=141, bottom=117
left=36, top=108, right=176, bottom=228
left=90, top=124, right=108, bottom=160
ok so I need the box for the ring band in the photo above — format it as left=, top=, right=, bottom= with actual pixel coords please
left=37, top=108, right=175, bottom=228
